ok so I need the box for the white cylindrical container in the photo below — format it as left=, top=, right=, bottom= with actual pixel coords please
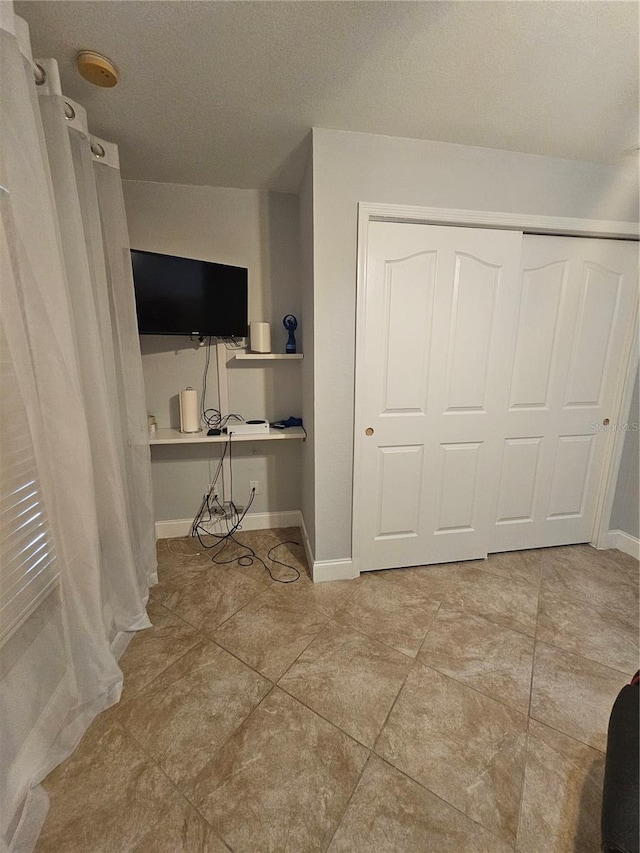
left=179, top=387, right=201, bottom=433
left=250, top=321, right=271, bottom=353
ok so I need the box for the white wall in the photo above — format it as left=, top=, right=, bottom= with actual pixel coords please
left=298, top=154, right=316, bottom=554
left=123, top=180, right=303, bottom=522
left=310, top=128, right=639, bottom=561
left=611, top=367, right=640, bottom=540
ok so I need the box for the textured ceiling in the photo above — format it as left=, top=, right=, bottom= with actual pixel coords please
left=17, top=0, right=639, bottom=192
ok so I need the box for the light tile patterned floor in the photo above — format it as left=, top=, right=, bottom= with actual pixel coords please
left=35, top=529, right=639, bottom=852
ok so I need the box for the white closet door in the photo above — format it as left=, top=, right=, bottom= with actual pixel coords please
left=356, top=222, right=522, bottom=571
left=491, top=236, right=638, bottom=552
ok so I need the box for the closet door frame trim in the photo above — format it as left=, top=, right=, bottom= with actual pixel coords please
left=353, top=203, right=639, bottom=570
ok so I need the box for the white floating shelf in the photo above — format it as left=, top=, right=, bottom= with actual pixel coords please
left=234, top=353, right=303, bottom=360
left=150, top=427, right=305, bottom=445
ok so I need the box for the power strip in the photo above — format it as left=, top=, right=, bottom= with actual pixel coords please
left=197, top=501, right=245, bottom=528
left=221, top=502, right=244, bottom=520
left=207, top=494, right=242, bottom=516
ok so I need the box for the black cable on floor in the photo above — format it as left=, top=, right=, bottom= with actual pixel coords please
left=206, top=531, right=302, bottom=584
left=189, top=434, right=302, bottom=582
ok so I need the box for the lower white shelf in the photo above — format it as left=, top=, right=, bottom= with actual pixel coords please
left=149, top=427, right=305, bottom=445
left=234, top=353, right=303, bottom=360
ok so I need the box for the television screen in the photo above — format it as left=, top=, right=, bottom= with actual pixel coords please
left=131, top=249, right=248, bottom=337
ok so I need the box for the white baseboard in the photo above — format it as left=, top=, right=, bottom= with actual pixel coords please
left=605, top=529, right=640, bottom=560
left=298, top=512, right=316, bottom=579
left=312, top=558, right=360, bottom=583
left=155, top=518, right=192, bottom=539
left=155, top=510, right=303, bottom=541
left=298, top=512, right=360, bottom=582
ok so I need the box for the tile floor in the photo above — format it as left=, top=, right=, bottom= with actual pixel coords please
left=35, top=529, right=639, bottom=852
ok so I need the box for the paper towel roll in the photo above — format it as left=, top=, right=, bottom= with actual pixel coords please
left=179, top=387, right=201, bottom=433
left=250, top=321, right=271, bottom=353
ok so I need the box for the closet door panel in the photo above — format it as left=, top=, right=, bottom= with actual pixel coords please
left=444, top=254, right=501, bottom=412
left=356, top=224, right=636, bottom=570
left=491, top=236, right=637, bottom=552
left=376, top=444, right=424, bottom=538
left=496, top=437, right=542, bottom=525
left=436, top=441, right=482, bottom=533
left=509, top=261, right=565, bottom=409
left=564, top=263, right=621, bottom=407
left=546, top=434, right=595, bottom=519
left=355, top=221, right=522, bottom=571
left=381, top=251, right=436, bottom=414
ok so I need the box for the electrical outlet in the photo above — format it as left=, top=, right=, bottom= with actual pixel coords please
left=249, top=480, right=259, bottom=495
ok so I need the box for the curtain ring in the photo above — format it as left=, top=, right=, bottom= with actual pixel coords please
left=64, top=102, right=76, bottom=120
left=34, top=63, right=47, bottom=86
left=91, top=140, right=105, bottom=158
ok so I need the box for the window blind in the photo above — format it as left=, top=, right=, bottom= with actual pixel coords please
left=0, top=324, right=58, bottom=645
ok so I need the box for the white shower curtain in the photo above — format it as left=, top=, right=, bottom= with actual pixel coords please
left=0, top=8, right=156, bottom=852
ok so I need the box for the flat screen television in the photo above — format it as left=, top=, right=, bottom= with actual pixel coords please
left=131, top=249, right=248, bottom=337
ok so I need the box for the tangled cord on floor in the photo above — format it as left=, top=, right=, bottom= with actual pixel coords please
left=166, top=526, right=302, bottom=583
left=184, top=431, right=302, bottom=583
left=191, top=492, right=301, bottom=583
left=198, top=530, right=302, bottom=584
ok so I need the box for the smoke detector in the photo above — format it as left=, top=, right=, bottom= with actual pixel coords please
left=76, top=51, right=119, bottom=87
